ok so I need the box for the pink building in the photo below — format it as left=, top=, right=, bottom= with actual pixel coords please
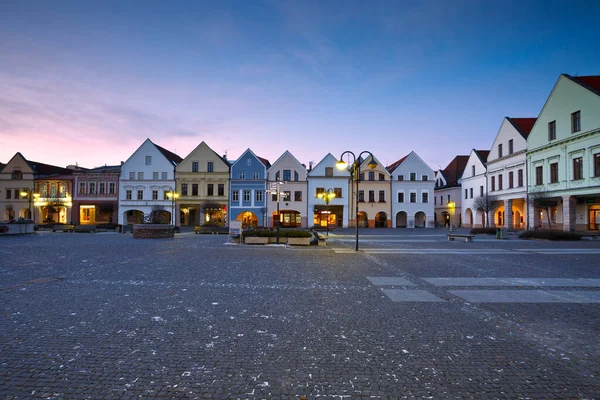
left=72, top=165, right=121, bottom=225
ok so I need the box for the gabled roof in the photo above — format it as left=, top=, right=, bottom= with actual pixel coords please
left=28, top=160, right=73, bottom=176
left=153, top=142, right=183, bottom=165
left=85, top=165, right=122, bottom=173
left=474, top=150, right=490, bottom=165
left=439, top=155, right=469, bottom=187
left=507, top=117, right=537, bottom=139
left=257, top=156, right=271, bottom=169
left=567, top=75, right=600, bottom=96
left=386, top=154, right=409, bottom=174
left=231, top=148, right=270, bottom=169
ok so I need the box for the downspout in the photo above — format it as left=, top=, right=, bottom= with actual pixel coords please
left=525, top=153, right=529, bottom=231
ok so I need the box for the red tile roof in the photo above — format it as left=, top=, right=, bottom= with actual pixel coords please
left=257, top=156, right=271, bottom=168
left=386, top=154, right=409, bottom=174
left=507, top=117, right=537, bottom=139
left=571, top=75, right=600, bottom=95
left=440, top=155, right=469, bottom=187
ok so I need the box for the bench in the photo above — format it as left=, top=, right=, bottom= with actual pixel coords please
left=75, top=225, right=97, bottom=233
left=580, top=233, right=599, bottom=241
left=447, top=234, right=475, bottom=242
left=52, top=224, right=75, bottom=232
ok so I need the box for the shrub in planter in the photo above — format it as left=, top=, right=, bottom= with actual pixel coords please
left=519, top=230, right=581, bottom=241
left=470, top=227, right=498, bottom=235
left=281, top=230, right=312, bottom=238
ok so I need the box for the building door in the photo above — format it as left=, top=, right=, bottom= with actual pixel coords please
left=589, top=209, right=600, bottom=230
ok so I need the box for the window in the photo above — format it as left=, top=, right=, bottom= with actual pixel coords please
left=410, top=192, right=417, bottom=203
left=239, top=172, right=246, bottom=180
left=434, top=196, right=437, bottom=205
left=422, top=192, right=428, bottom=203
left=422, top=175, right=428, bottom=181
left=272, top=193, right=277, bottom=201
left=498, top=174, right=503, bottom=190
left=397, top=192, right=404, bottom=203
left=5, top=190, right=11, bottom=199
left=232, top=191, right=239, bottom=202
left=79, top=182, right=86, bottom=194
left=152, top=190, right=158, bottom=200
left=369, top=171, right=375, bottom=181
left=145, top=156, right=152, bottom=165
left=12, top=171, right=23, bottom=180
left=243, top=190, right=250, bottom=202
left=192, top=184, right=198, bottom=196
left=498, top=143, right=503, bottom=158
left=99, top=182, right=105, bottom=194
left=283, top=170, right=291, bottom=181
left=491, top=176, right=495, bottom=191
left=480, top=186, right=484, bottom=197
left=218, top=184, right=224, bottom=196
left=469, top=187, right=473, bottom=198
left=518, top=170, right=523, bottom=187
left=153, top=172, right=159, bottom=180
left=256, top=191, right=263, bottom=202
left=294, top=191, right=302, bottom=201
left=137, top=172, right=144, bottom=180
left=535, top=166, right=543, bottom=185
left=207, top=162, right=213, bottom=172
left=126, top=190, right=132, bottom=200
left=508, top=171, right=514, bottom=188
left=161, top=172, right=167, bottom=180
left=359, top=173, right=364, bottom=181
left=137, top=190, right=143, bottom=200
left=334, top=188, right=342, bottom=198
left=358, top=190, right=365, bottom=202
left=129, top=172, right=135, bottom=179
left=508, top=139, right=513, bottom=155
left=275, top=171, right=280, bottom=181
left=294, top=171, right=299, bottom=181
left=472, top=165, right=475, bottom=176
left=89, top=182, right=96, bottom=194
left=550, top=163, right=559, bottom=183
left=440, top=196, right=443, bottom=205
left=282, top=191, right=290, bottom=201
left=548, top=120, right=556, bottom=140
left=398, top=175, right=404, bottom=181
left=246, top=158, right=251, bottom=167
left=571, top=111, right=581, bottom=133
left=207, top=184, right=214, bottom=196
left=181, top=184, right=188, bottom=196
left=465, top=189, right=468, bottom=199
left=594, top=153, right=600, bottom=177
left=379, top=173, right=385, bottom=181
left=325, top=167, right=333, bottom=177
left=109, top=183, right=116, bottom=194
left=573, top=157, right=583, bottom=180
left=253, top=172, right=259, bottom=180
left=447, top=195, right=450, bottom=203
left=378, top=190, right=385, bottom=202
left=316, top=187, right=324, bottom=197
left=410, top=173, right=416, bottom=181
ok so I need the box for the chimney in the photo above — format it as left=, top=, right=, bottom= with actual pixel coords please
left=308, top=161, right=313, bottom=171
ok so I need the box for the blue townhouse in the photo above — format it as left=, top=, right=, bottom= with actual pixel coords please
left=229, top=149, right=271, bottom=228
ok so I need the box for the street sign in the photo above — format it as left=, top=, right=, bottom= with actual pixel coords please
left=269, top=183, right=278, bottom=190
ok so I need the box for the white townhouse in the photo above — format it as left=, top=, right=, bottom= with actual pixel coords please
left=527, top=74, right=600, bottom=232
left=486, top=117, right=536, bottom=230
left=387, top=151, right=435, bottom=228
left=118, top=139, right=182, bottom=226
left=307, top=153, right=351, bottom=228
left=266, top=151, right=308, bottom=228
left=434, top=155, right=469, bottom=228
left=460, top=149, right=489, bottom=228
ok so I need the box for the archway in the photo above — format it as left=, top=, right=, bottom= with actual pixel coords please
left=357, top=211, right=368, bottom=228
left=414, top=211, right=426, bottom=228
left=236, top=211, right=258, bottom=229
left=396, top=211, right=407, bottom=228
left=465, top=208, right=473, bottom=227
left=124, top=209, right=144, bottom=224
left=476, top=208, right=486, bottom=227
left=441, top=211, right=450, bottom=227
left=375, top=212, right=387, bottom=228
left=514, top=210, right=521, bottom=229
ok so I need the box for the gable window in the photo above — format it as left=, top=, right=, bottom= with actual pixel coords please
left=594, top=153, right=600, bottom=177
left=334, top=188, right=343, bottom=198
left=410, top=173, right=416, bottom=181
left=181, top=184, right=188, bottom=196
left=239, top=172, right=246, bottom=180
left=398, top=175, right=404, bottom=181
left=498, top=174, right=503, bottom=190
left=359, top=173, right=364, bottom=181
left=508, top=171, right=514, bottom=188
left=422, top=175, right=428, bottom=181
left=138, top=172, right=144, bottom=180
left=498, top=144, right=503, bottom=158
left=469, top=187, right=473, bottom=198
left=508, top=139, right=513, bottom=155
left=152, top=190, right=158, bottom=200
left=256, top=191, right=263, bottom=202
left=465, top=189, right=468, bottom=199
left=243, top=190, right=250, bottom=202
left=491, top=176, right=496, bottom=191
left=573, top=157, right=583, bottom=180
left=126, top=190, right=132, bottom=200
left=480, top=185, right=484, bottom=197
left=378, top=190, right=385, bottom=202
left=253, top=172, right=259, bottom=180
left=283, top=170, right=291, bottom=181
left=410, top=192, right=417, bottom=203
left=358, top=190, right=365, bottom=202
left=161, top=172, right=167, bottom=180
left=571, top=111, right=581, bottom=133
left=137, top=190, right=143, bottom=200
left=472, top=165, right=475, bottom=176
left=207, top=162, right=213, bottom=172
left=153, top=172, right=159, bottom=180
left=294, top=191, right=302, bottom=201
left=422, top=192, right=428, bottom=203
left=294, top=171, right=299, bottom=181
left=535, top=166, right=543, bottom=185
left=369, top=171, right=375, bottom=181
left=218, top=184, right=224, bottom=196
left=145, top=156, right=152, bottom=165
left=397, top=192, right=404, bottom=203
left=246, top=158, right=251, bottom=167
left=232, top=191, right=239, bottom=202
left=192, top=184, right=198, bottom=196
left=207, top=184, right=214, bottom=196
left=379, top=173, right=385, bottom=181
left=548, top=121, right=556, bottom=140
left=325, top=167, right=333, bottom=177
left=550, top=163, right=559, bottom=184
left=12, top=171, right=22, bottom=180
left=129, top=172, right=135, bottom=179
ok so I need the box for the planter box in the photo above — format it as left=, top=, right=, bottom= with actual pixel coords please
left=0, top=223, right=36, bottom=235
left=287, top=237, right=311, bottom=246
left=268, top=237, right=286, bottom=244
left=133, top=224, right=175, bottom=239
left=244, top=237, right=269, bottom=245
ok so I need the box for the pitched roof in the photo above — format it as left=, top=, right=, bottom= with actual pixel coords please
left=569, top=75, right=600, bottom=96
left=440, top=155, right=469, bottom=187
left=386, top=154, right=409, bottom=174
left=257, top=156, right=271, bottom=168
left=507, top=117, right=537, bottom=139
left=474, top=150, right=490, bottom=164
left=27, top=160, right=73, bottom=176
left=86, top=165, right=122, bottom=173
left=153, top=142, right=183, bottom=165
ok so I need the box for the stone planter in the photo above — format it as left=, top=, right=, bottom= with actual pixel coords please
left=268, top=237, right=286, bottom=244
left=0, top=223, right=36, bottom=235
left=287, top=237, right=311, bottom=246
left=133, top=224, right=175, bottom=239
left=244, top=237, right=269, bottom=245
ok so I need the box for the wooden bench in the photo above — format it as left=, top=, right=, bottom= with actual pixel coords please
left=580, top=233, right=599, bottom=241
left=447, top=233, right=475, bottom=242
left=52, top=224, right=75, bottom=232
left=75, top=225, right=97, bottom=233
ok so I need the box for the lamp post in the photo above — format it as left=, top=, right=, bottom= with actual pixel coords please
left=20, top=188, right=37, bottom=221
left=337, top=151, right=377, bottom=251
left=268, top=181, right=285, bottom=243
left=317, top=188, right=336, bottom=236
left=166, top=190, right=179, bottom=226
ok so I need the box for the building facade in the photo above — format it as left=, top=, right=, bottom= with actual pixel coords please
left=229, top=149, right=270, bottom=228
left=434, top=155, right=469, bottom=228
left=460, top=149, right=489, bottom=228
left=266, top=151, right=308, bottom=228
left=307, top=153, right=351, bottom=228
left=72, top=165, right=120, bottom=225
left=355, top=154, right=392, bottom=228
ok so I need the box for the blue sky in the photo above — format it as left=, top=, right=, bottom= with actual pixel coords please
left=1, top=0, right=599, bottom=170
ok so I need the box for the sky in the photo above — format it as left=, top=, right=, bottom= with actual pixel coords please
left=1, top=0, right=599, bottom=171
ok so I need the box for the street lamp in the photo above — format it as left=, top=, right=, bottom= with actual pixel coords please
left=267, top=181, right=285, bottom=244
left=166, top=190, right=179, bottom=226
left=337, top=151, right=377, bottom=251
left=20, top=188, right=37, bottom=221
left=317, top=188, right=336, bottom=236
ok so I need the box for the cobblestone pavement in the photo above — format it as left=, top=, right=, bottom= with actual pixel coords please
left=1, top=230, right=599, bottom=399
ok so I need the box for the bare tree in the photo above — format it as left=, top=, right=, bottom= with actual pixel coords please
left=471, top=194, right=501, bottom=228
left=528, top=187, right=555, bottom=230
left=144, top=205, right=170, bottom=224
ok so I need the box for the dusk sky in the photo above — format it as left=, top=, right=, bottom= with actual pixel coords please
left=1, top=0, right=599, bottom=171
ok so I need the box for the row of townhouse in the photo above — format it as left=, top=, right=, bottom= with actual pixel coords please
left=433, top=73, right=600, bottom=232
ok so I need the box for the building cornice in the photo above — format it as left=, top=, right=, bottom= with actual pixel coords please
left=527, top=127, right=600, bottom=156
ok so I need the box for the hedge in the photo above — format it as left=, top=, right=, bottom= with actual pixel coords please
left=519, top=230, right=581, bottom=241
left=470, top=227, right=498, bottom=235
left=243, top=229, right=312, bottom=238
